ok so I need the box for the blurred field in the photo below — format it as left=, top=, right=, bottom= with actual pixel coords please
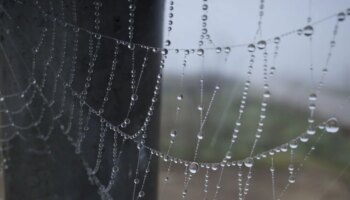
left=158, top=75, right=350, bottom=199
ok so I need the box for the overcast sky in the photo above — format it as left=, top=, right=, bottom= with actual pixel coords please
left=162, top=0, right=350, bottom=89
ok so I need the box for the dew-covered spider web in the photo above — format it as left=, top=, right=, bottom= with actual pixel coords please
left=0, top=0, right=349, bottom=200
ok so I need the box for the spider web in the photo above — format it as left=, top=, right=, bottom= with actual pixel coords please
left=0, top=0, right=349, bottom=200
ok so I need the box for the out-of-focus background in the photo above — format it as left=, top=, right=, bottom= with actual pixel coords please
left=158, top=0, right=350, bottom=199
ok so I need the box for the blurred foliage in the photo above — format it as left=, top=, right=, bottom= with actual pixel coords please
left=159, top=75, right=350, bottom=181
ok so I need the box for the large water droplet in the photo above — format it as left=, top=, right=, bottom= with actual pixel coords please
left=244, top=158, right=254, bottom=168
left=248, top=44, right=256, bottom=52
left=288, top=175, right=296, bottom=184
left=202, top=4, right=208, bottom=10
left=197, top=48, right=204, bottom=56
left=325, top=117, right=339, bottom=133
left=257, top=40, right=266, bottom=49
left=304, top=25, right=314, bottom=36
left=161, top=49, right=168, bottom=55
left=177, top=94, right=183, bottom=101
left=224, top=47, right=231, bottom=53
left=189, top=162, right=199, bottom=174
left=215, top=47, right=222, bottom=53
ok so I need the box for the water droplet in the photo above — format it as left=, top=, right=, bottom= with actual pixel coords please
left=197, top=132, right=204, bottom=140
left=216, top=47, right=222, bottom=53
left=280, top=144, right=288, bottom=152
left=0, top=97, right=4, bottom=102
left=177, top=94, right=183, bottom=101
left=289, top=139, right=298, bottom=149
left=224, top=47, right=231, bottom=53
left=248, top=44, right=256, bottom=52
left=94, top=34, right=102, bottom=40
left=197, top=48, right=204, bottom=56
left=202, top=4, right=208, bottom=10
left=131, top=94, right=138, bottom=101
left=304, top=25, right=314, bottom=36
left=309, top=103, right=316, bottom=110
left=225, top=151, right=232, bottom=160
left=138, top=191, right=145, bottom=197
left=189, top=162, right=199, bottom=174
left=134, top=178, right=140, bottom=184
left=274, top=37, right=280, bottom=44
left=300, top=134, right=309, bottom=143
left=197, top=105, right=203, bottom=111
left=257, top=40, right=266, bottom=49
left=263, top=90, right=271, bottom=98
left=288, top=175, right=296, bottom=184
left=165, top=40, right=171, bottom=46
left=297, top=29, right=303, bottom=35
left=211, top=163, right=219, bottom=171
left=325, top=117, right=339, bottom=133
left=309, top=93, right=317, bottom=101
left=170, top=129, right=177, bottom=137
left=161, top=49, right=168, bottom=55
left=244, top=158, right=254, bottom=168
left=288, top=164, right=295, bottom=171
left=215, top=85, right=220, bottom=90
left=337, top=12, right=346, bottom=22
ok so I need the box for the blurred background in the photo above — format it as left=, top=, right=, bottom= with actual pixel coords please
left=158, top=0, right=350, bottom=199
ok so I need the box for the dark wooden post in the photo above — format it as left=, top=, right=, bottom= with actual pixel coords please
left=0, top=0, right=163, bottom=199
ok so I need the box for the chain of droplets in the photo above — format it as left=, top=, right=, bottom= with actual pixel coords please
left=253, top=0, right=265, bottom=41
left=198, top=0, right=208, bottom=47
left=270, top=157, right=276, bottom=200
left=164, top=0, right=174, bottom=47
left=278, top=130, right=326, bottom=200
left=304, top=13, right=346, bottom=150
left=75, top=33, right=102, bottom=154
left=76, top=1, right=103, bottom=153
left=132, top=148, right=142, bottom=200
left=163, top=53, right=188, bottom=183
left=104, top=136, right=125, bottom=193
left=128, top=0, right=136, bottom=42
left=26, top=0, right=350, bottom=52
left=135, top=153, right=153, bottom=199
left=120, top=50, right=159, bottom=134
left=0, top=28, right=47, bottom=133
left=99, top=43, right=119, bottom=115
left=50, top=0, right=67, bottom=104
left=180, top=85, right=220, bottom=199
left=40, top=1, right=55, bottom=90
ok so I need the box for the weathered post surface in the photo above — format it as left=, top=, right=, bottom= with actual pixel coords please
left=0, top=0, right=163, bottom=199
